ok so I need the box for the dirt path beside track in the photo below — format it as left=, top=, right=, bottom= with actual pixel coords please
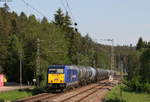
left=0, top=85, right=33, bottom=93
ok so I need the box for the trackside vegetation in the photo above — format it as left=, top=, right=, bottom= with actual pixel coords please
left=0, top=88, right=45, bottom=101
left=124, top=38, right=150, bottom=93
left=104, top=38, right=150, bottom=102
left=0, top=90, right=32, bottom=101
left=104, top=84, right=150, bottom=102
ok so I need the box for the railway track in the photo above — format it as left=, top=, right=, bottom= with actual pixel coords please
left=16, top=93, right=58, bottom=102
left=44, top=80, right=110, bottom=102
left=59, top=84, right=106, bottom=102
left=17, top=79, right=118, bottom=102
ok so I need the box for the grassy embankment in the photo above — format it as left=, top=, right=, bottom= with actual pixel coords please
left=104, top=84, right=150, bottom=102
left=0, top=89, right=43, bottom=101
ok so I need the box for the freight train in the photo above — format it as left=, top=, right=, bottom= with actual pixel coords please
left=47, top=65, right=115, bottom=91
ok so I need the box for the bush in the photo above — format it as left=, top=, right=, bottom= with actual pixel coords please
left=142, top=83, right=150, bottom=93
left=124, top=77, right=141, bottom=92
left=104, top=97, right=126, bottom=102
left=124, top=78, right=150, bottom=93
left=39, top=71, right=47, bottom=89
left=0, top=99, right=4, bottom=102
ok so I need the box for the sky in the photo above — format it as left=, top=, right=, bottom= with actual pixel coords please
left=0, top=0, right=150, bottom=46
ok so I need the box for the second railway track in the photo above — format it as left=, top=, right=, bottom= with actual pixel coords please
left=17, top=93, right=58, bottom=102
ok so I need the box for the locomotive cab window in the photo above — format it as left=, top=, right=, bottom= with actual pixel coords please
left=49, top=68, right=64, bottom=74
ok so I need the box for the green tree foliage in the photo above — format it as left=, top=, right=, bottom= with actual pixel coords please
left=126, top=51, right=140, bottom=80
left=136, top=37, right=144, bottom=50
left=124, top=37, right=150, bottom=92
left=4, top=34, right=23, bottom=82
left=0, top=5, right=116, bottom=87
left=140, top=48, right=150, bottom=83
left=136, top=37, right=149, bottom=51
left=53, top=8, right=65, bottom=26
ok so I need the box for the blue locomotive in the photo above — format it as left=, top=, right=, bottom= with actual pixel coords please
left=47, top=65, right=115, bottom=91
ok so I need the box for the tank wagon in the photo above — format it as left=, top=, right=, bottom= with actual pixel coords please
left=47, top=65, right=114, bottom=91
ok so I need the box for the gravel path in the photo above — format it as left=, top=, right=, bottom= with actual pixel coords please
left=0, top=85, right=33, bottom=92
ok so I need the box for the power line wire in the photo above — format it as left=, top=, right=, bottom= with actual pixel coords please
left=64, top=0, right=75, bottom=22
left=59, top=0, right=68, bottom=12
left=64, top=0, right=78, bottom=32
left=60, top=0, right=76, bottom=24
left=21, top=0, right=47, bottom=18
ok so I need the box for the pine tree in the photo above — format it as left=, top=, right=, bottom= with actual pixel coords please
left=41, top=17, right=48, bottom=24
left=136, top=37, right=144, bottom=50
left=3, top=3, right=10, bottom=12
left=64, top=12, right=72, bottom=28
left=140, top=48, right=150, bottom=83
left=54, top=8, right=65, bottom=26
left=20, top=12, right=27, bottom=21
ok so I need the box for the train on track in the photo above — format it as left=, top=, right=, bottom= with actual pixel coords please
left=46, top=65, right=115, bottom=91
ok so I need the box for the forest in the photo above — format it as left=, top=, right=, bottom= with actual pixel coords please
left=0, top=3, right=149, bottom=89
left=0, top=3, right=112, bottom=85
left=124, top=38, right=150, bottom=93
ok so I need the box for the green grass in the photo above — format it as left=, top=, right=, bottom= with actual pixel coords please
left=0, top=88, right=45, bottom=101
left=0, top=90, right=33, bottom=101
left=104, top=85, right=150, bottom=102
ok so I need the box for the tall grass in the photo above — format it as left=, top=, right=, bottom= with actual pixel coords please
left=0, top=90, right=32, bottom=101
left=104, top=84, right=150, bottom=102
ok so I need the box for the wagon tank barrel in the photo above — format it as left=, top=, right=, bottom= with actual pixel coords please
left=46, top=65, right=116, bottom=92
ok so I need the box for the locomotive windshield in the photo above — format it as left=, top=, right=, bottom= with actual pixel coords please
left=49, top=68, right=64, bottom=74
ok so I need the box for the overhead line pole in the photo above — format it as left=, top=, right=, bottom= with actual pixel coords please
left=111, top=39, right=114, bottom=71
left=36, top=38, right=40, bottom=87
left=101, top=39, right=114, bottom=71
left=19, top=51, right=22, bottom=88
left=94, top=39, right=115, bottom=72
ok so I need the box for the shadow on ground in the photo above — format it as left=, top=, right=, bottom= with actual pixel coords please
left=18, top=88, right=46, bottom=95
left=103, top=97, right=126, bottom=102
left=0, top=99, right=4, bottom=102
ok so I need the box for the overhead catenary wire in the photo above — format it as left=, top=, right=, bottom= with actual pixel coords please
left=64, top=0, right=75, bottom=22
left=59, top=0, right=68, bottom=13
left=64, top=0, right=78, bottom=32
left=60, top=0, right=77, bottom=26
left=21, top=0, right=47, bottom=18
left=21, top=0, right=78, bottom=29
